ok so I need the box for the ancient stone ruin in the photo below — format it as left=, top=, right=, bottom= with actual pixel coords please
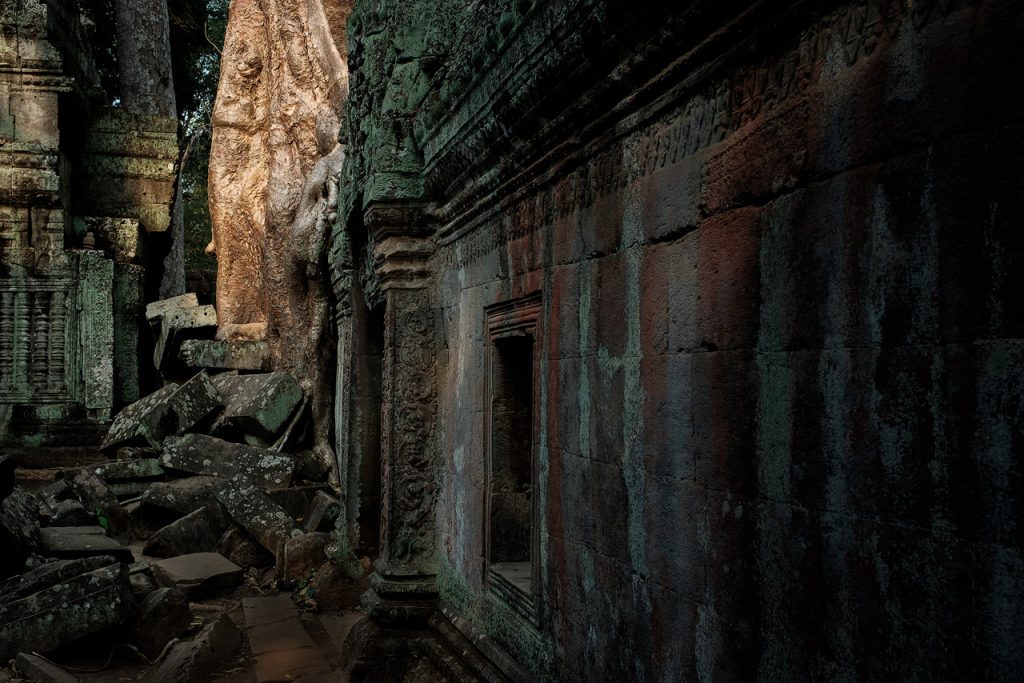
left=0, top=0, right=1022, bottom=681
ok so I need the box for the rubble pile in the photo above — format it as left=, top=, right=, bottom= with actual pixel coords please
left=0, top=354, right=351, bottom=680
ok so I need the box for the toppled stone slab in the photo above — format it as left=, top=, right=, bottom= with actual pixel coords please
left=15, top=652, right=81, bottom=683
left=0, top=562, right=133, bottom=661
left=143, top=506, right=227, bottom=558
left=160, top=434, right=294, bottom=488
left=63, top=459, right=165, bottom=498
left=60, top=470, right=129, bottom=537
left=50, top=500, right=97, bottom=527
left=152, top=304, right=218, bottom=374
left=179, top=339, right=271, bottom=371
left=302, top=491, right=341, bottom=533
left=0, top=556, right=117, bottom=606
left=146, top=293, right=199, bottom=322
left=211, top=372, right=303, bottom=439
left=0, top=488, right=41, bottom=575
left=100, top=372, right=222, bottom=451
left=149, top=613, right=241, bottom=683
left=141, top=476, right=226, bottom=516
left=152, top=553, right=242, bottom=598
left=217, top=480, right=301, bottom=557
left=282, top=533, right=330, bottom=583
left=39, top=526, right=134, bottom=563
left=268, top=484, right=332, bottom=519
left=217, top=525, right=275, bottom=569
left=128, top=560, right=161, bottom=600
left=134, top=587, right=193, bottom=660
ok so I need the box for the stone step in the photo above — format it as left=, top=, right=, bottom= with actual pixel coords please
left=243, top=594, right=334, bottom=683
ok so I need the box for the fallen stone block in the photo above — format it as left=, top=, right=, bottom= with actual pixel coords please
left=302, top=491, right=342, bottom=533
left=149, top=613, right=241, bottom=683
left=211, top=372, right=303, bottom=439
left=160, top=434, right=295, bottom=488
left=50, top=499, right=97, bottom=527
left=39, top=526, right=134, bottom=563
left=143, top=505, right=227, bottom=558
left=146, top=293, right=199, bottom=322
left=0, top=562, right=134, bottom=661
left=141, top=475, right=226, bottom=516
left=268, top=484, right=332, bottom=520
left=67, top=458, right=165, bottom=498
left=0, top=556, right=116, bottom=606
left=152, top=304, right=218, bottom=373
left=133, top=587, right=193, bottom=660
left=15, top=652, right=81, bottom=683
left=0, top=488, right=41, bottom=575
left=151, top=553, right=242, bottom=599
left=116, top=446, right=159, bottom=460
left=179, top=339, right=271, bottom=371
left=217, top=479, right=301, bottom=557
left=60, top=470, right=129, bottom=537
left=281, top=532, right=331, bottom=583
left=128, top=560, right=160, bottom=600
left=217, top=524, right=275, bottom=569
left=100, top=372, right=222, bottom=451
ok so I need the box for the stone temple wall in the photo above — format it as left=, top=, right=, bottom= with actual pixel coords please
left=0, top=0, right=176, bottom=449
left=331, top=0, right=1024, bottom=679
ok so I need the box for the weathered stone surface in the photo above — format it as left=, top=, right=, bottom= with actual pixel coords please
left=0, top=562, right=133, bottom=661
left=217, top=524, right=275, bottom=569
left=151, top=553, right=242, bottom=598
left=62, top=459, right=165, bottom=499
left=0, top=556, right=117, bottom=606
left=128, top=560, right=160, bottom=600
left=146, top=293, right=199, bottom=322
left=100, top=372, right=222, bottom=451
left=160, top=434, right=295, bottom=488
left=179, top=339, right=272, bottom=371
left=216, top=480, right=301, bottom=557
left=0, top=488, right=41, bottom=573
left=151, top=302, right=218, bottom=374
left=141, top=475, right=226, bottom=515
left=211, top=372, right=303, bottom=439
left=281, top=532, right=330, bottom=583
left=50, top=499, right=97, bottom=527
left=133, top=587, right=193, bottom=659
left=149, top=613, right=241, bottom=683
left=60, top=470, right=129, bottom=537
left=143, top=505, right=227, bottom=558
left=242, top=594, right=332, bottom=682
left=39, top=526, right=133, bottom=563
left=14, top=652, right=81, bottom=683
left=302, top=491, right=341, bottom=533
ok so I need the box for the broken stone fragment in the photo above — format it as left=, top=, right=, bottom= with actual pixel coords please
left=146, top=293, right=199, bottom=322
left=128, top=560, right=161, bottom=600
left=160, top=434, right=295, bottom=488
left=39, top=526, right=134, bottom=563
left=133, top=587, right=193, bottom=660
left=60, top=469, right=130, bottom=537
left=151, top=303, right=218, bottom=374
left=179, top=339, right=271, bottom=371
left=14, top=652, right=81, bottom=683
left=61, top=459, right=165, bottom=499
left=216, top=524, right=275, bottom=569
left=148, top=613, right=241, bottom=683
left=100, top=372, right=222, bottom=451
left=211, top=372, right=303, bottom=439
left=0, top=562, right=134, bottom=661
left=143, top=505, right=227, bottom=558
left=151, top=553, right=242, bottom=599
left=0, top=488, right=42, bottom=575
left=141, top=475, right=226, bottom=516
left=302, top=490, right=341, bottom=533
left=216, top=479, right=301, bottom=557
left=268, top=484, right=332, bottom=519
left=281, top=532, right=331, bottom=583
left=50, top=499, right=97, bottom=527
left=0, top=556, right=116, bottom=606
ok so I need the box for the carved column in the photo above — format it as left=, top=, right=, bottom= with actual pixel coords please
left=361, top=203, right=440, bottom=622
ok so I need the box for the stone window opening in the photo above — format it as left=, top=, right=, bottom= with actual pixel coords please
left=484, top=294, right=541, bottom=623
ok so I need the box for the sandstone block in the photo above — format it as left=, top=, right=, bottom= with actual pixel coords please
left=302, top=491, right=341, bottom=533
left=149, top=613, right=241, bottom=683
left=141, top=475, right=226, bottom=516
left=217, top=524, right=275, bottom=569
left=146, top=293, right=199, bottom=321
left=14, top=652, right=81, bottom=683
left=0, top=562, right=134, bottom=661
left=60, top=469, right=129, bottom=537
left=179, top=339, right=272, bottom=371
left=160, top=434, right=295, bottom=488
left=152, top=553, right=242, bottom=599
left=217, top=480, right=300, bottom=557
left=143, top=506, right=227, bottom=558
left=50, top=499, right=97, bottom=527
left=39, top=526, right=133, bottom=563
left=281, top=532, right=330, bottom=583
left=100, top=372, right=222, bottom=451
left=134, top=587, right=193, bottom=660
left=211, top=372, right=303, bottom=439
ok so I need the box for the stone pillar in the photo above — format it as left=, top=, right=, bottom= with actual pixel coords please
left=360, top=205, right=439, bottom=622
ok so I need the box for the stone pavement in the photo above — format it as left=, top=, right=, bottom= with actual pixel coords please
left=243, top=593, right=349, bottom=683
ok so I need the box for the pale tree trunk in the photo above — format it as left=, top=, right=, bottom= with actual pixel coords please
left=114, top=0, right=185, bottom=298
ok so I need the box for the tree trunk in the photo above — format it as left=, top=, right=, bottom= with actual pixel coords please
left=114, top=0, right=184, bottom=298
